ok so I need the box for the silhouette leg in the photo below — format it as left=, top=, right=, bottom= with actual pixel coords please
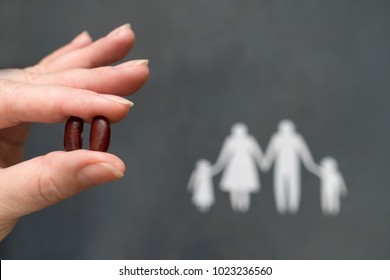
left=244, top=193, right=250, bottom=212
left=236, top=192, right=242, bottom=211
left=233, top=192, right=249, bottom=213
left=323, top=193, right=332, bottom=215
left=236, top=192, right=242, bottom=212
left=230, top=192, right=240, bottom=212
left=240, top=192, right=250, bottom=212
left=229, top=192, right=234, bottom=210
left=197, top=204, right=208, bottom=212
left=274, top=171, right=287, bottom=214
left=329, top=194, right=340, bottom=215
left=288, top=172, right=301, bottom=214
left=320, top=190, right=326, bottom=214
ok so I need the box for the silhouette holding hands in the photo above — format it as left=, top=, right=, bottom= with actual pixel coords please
left=188, top=159, right=215, bottom=212
left=317, top=157, right=347, bottom=215
left=262, top=120, right=318, bottom=214
left=212, top=123, right=264, bottom=212
left=188, top=120, right=347, bottom=216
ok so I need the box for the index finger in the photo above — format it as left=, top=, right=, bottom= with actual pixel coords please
left=0, top=81, right=132, bottom=128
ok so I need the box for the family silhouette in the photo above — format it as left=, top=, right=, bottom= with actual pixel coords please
left=188, top=120, right=347, bottom=216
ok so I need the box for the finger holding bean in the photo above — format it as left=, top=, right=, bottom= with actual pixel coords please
left=0, top=81, right=134, bottom=128
left=0, top=24, right=149, bottom=242
left=0, top=25, right=149, bottom=128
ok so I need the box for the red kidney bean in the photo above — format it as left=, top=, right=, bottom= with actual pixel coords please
left=64, top=116, right=84, bottom=151
left=89, top=116, right=111, bottom=152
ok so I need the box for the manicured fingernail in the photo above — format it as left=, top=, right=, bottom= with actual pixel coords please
left=100, top=94, right=134, bottom=107
left=78, top=162, right=124, bottom=185
left=73, top=31, right=92, bottom=44
left=116, top=59, right=149, bottom=68
left=107, top=23, right=132, bottom=38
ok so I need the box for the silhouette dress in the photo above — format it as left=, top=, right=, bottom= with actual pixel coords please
left=219, top=135, right=261, bottom=194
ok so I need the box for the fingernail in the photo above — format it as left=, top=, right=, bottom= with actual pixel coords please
left=107, top=23, right=132, bottom=38
left=116, top=59, right=149, bottom=68
left=73, top=31, right=92, bottom=44
left=78, top=162, right=124, bottom=185
left=100, top=94, right=134, bottom=107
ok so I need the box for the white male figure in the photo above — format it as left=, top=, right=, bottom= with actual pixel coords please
left=262, top=120, right=318, bottom=214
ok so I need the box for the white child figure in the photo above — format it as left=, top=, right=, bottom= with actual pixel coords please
left=188, top=159, right=215, bottom=212
left=318, top=157, right=347, bottom=216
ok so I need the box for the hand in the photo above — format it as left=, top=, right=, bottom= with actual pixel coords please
left=306, top=163, right=321, bottom=177
left=260, top=159, right=270, bottom=172
left=211, top=164, right=222, bottom=176
left=0, top=24, right=149, bottom=241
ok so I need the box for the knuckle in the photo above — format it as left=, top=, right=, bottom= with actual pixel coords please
left=26, top=64, right=45, bottom=75
left=23, top=70, right=40, bottom=84
left=0, top=79, right=21, bottom=95
left=21, top=65, right=42, bottom=84
left=0, top=80, right=22, bottom=126
left=35, top=153, right=70, bottom=204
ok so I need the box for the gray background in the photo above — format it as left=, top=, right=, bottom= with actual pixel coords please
left=0, top=0, right=389, bottom=259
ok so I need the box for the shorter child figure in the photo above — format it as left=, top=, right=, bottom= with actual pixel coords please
left=188, top=159, right=215, bottom=212
left=319, top=157, right=347, bottom=216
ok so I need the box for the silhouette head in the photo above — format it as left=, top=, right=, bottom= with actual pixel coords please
left=320, top=157, right=338, bottom=170
left=278, top=119, right=296, bottom=133
left=231, top=123, right=248, bottom=136
left=196, top=159, right=211, bottom=170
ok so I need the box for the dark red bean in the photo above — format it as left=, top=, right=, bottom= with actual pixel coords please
left=89, top=116, right=110, bottom=152
left=64, top=116, right=84, bottom=151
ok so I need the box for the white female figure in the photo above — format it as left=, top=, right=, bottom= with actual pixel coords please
left=318, top=157, right=347, bottom=216
left=213, top=123, right=264, bottom=212
left=188, top=159, right=215, bottom=212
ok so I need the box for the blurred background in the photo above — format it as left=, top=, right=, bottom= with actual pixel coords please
left=0, top=0, right=389, bottom=259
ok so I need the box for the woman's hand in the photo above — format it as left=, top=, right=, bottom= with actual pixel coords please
left=0, top=24, right=149, bottom=241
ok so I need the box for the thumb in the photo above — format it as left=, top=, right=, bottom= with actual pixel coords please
left=0, top=150, right=125, bottom=221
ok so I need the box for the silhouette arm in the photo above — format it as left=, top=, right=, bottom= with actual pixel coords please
left=187, top=171, right=196, bottom=192
left=309, top=163, right=321, bottom=177
left=297, top=135, right=320, bottom=175
left=212, top=138, right=231, bottom=175
left=339, top=173, right=348, bottom=197
left=262, top=136, right=277, bottom=172
left=250, top=137, right=265, bottom=170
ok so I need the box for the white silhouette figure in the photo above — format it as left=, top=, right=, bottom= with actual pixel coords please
left=262, top=119, right=318, bottom=214
left=318, top=157, right=347, bottom=216
left=188, top=159, right=215, bottom=212
left=213, top=123, right=264, bottom=213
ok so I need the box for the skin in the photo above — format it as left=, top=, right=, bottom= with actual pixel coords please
left=0, top=24, right=150, bottom=241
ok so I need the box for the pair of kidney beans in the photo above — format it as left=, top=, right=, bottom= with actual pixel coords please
left=64, top=116, right=110, bottom=152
